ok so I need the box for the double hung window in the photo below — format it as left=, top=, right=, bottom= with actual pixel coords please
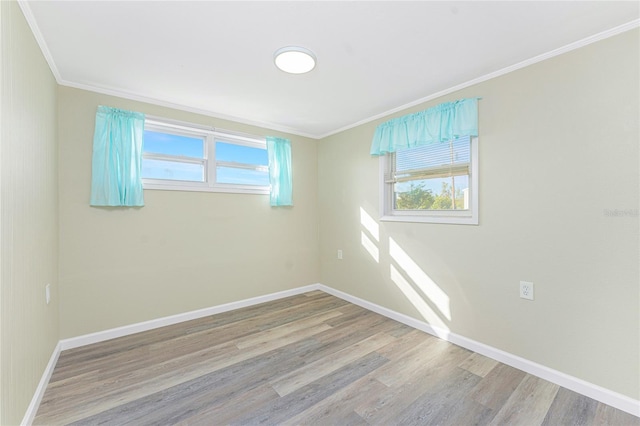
left=381, top=136, right=478, bottom=224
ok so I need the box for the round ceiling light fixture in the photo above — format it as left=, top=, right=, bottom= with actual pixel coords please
left=274, top=46, right=316, bottom=74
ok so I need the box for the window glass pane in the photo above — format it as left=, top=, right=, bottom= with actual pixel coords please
left=396, top=136, right=470, bottom=172
left=142, top=159, right=204, bottom=182
left=216, top=166, right=269, bottom=186
left=215, top=141, right=268, bottom=166
left=144, top=130, right=204, bottom=159
left=394, top=174, right=469, bottom=210
left=393, top=136, right=471, bottom=211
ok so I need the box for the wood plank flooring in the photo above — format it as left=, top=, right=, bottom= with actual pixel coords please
left=34, top=291, right=639, bottom=425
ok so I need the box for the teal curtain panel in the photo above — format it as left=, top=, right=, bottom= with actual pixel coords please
left=370, top=97, right=480, bottom=156
left=266, top=136, right=293, bottom=206
left=90, top=106, right=146, bottom=206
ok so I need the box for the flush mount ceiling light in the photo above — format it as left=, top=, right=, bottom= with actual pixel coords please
left=274, top=46, right=316, bottom=74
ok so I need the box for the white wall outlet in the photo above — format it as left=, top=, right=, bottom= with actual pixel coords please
left=520, top=281, right=534, bottom=300
left=337, top=249, right=343, bottom=260
left=45, top=283, right=51, bottom=305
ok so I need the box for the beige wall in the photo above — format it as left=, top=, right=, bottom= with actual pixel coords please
left=0, top=1, right=60, bottom=424
left=4, top=7, right=638, bottom=420
left=318, top=30, right=639, bottom=399
left=58, top=87, right=319, bottom=338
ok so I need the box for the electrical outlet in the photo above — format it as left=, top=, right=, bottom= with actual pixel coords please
left=337, top=249, right=343, bottom=260
left=520, top=281, right=534, bottom=300
left=45, top=283, right=51, bottom=305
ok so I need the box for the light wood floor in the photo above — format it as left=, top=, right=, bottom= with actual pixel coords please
left=35, top=291, right=639, bottom=425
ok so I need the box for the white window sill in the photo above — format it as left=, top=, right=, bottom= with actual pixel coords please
left=380, top=214, right=478, bottom=225
left=143, top=180, right=270, bottom=195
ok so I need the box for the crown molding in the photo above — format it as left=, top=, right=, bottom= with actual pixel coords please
left=317, top=18, right=640, bottom=139
left=16, top=1, right=639, bottom=141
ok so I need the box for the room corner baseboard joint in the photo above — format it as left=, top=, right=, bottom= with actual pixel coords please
left=22, top=282, right=639, bottom=423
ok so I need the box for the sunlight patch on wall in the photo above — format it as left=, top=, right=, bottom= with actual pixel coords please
left=390, top=264, right=450, bottom=337
left=360, top=207, right=380, bottom=263
left=389, top=238, right=451, bottom=320
left=360, top=207, right=380, bottom=242
left=361, top=231, right=380, bottom=263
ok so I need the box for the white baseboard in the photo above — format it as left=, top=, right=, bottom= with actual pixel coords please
left=23, top=285, right=321, bottom=425
left=21, top=341, right=62, bottom=426
left=60, top=284, right=321, bottom=350
left=25, top=283, right=638, bottom=423
left=316, top=283, right=640, bottom=418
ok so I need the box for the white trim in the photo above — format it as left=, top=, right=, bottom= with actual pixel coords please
left=64, top=79, right=320, bottom=140
left=59, top=284, right=321, bottom=350
left=145, top=116, right=269, bottom=146
left=315, top=284, right=640, bottom=418
left=141, top=118, right=271, bottom=195
left=15, top=0, right=316, bottom=140
left=317, top=19, right=640, bottom=139
left=26, top=283, right=639, bottom=422
left=380, top=137, right=479, bottom=225
left=380, top=214, right=478, bottom=225
left=17, top=0, right=639, bottom=140
left=142, top=180, right=271, bottom=195
left=21, top=342, right=62, bottom=426
left=145, top=116, right=214, bottom=133
left=16, top=1, right=62, bottom=82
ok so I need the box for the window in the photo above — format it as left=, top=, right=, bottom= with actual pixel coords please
left=380, top=136, right=478, bottom=224
left=142, top=118, right=269, bottom=194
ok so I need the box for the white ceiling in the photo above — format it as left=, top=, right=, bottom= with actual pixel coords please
left=21, top=1, right=639, bottom=139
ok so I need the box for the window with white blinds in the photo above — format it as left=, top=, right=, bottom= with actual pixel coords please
left=381, top=136, right=478, bottom=225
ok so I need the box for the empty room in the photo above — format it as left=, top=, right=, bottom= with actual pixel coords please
left=1, top=1, right=639, bottom=425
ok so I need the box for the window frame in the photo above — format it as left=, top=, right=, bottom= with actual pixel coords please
left=142, top=117, right=270, bottom=195
left=379, top=136, right=479, bottom=225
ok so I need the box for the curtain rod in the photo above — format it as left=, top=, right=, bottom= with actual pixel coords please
left=144, top=114, right=266, bottom=142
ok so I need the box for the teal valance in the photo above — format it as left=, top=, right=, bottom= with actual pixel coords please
left=370, top=97, right=480, bottom=156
